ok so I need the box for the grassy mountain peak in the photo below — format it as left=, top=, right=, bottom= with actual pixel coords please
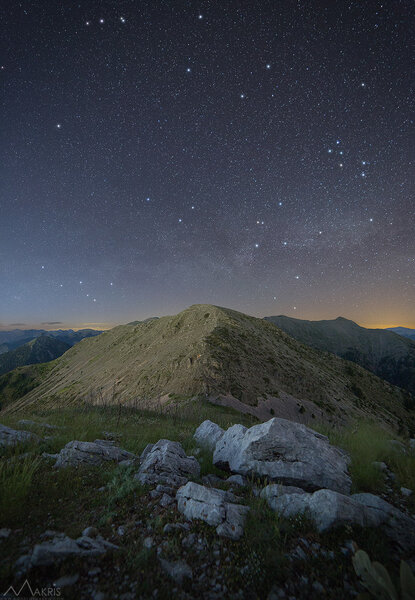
left=1, top=304, right=413, bottom=432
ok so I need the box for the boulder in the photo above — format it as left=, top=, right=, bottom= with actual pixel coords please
left=0, top=424, right=40, bottom=448
left=352, top=493, right=415, bottom=553
left=263, top=487, right=415, bottom=553
left=135, top=439, right=200, bottom=487
left=213, top=418, right=351, bottom=494
left=53, top=439, right=136, bottom=468
left=265, top=488, right=366, bottom=531
left=176, top=481, right=249, bottom=540
left=193, top=420, right=224, bottom=452
left=15, top=532, right=118, bottom=574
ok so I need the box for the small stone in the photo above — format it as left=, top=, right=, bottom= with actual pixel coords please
left=143, top=537, right=154, bottom=549
left=88, top=567, right=102, bottom=577
left=82, top=526, right=99, bottom=538
left=159, top=558, right=193, bottom=584
left=0, top=528, right=11, bottom=539
left=53, top=574, right=79, bottom=587
left=226, top=474, right=246, bottom=486
left=159, top=493, right=174, bottom=507
left=117, top=526, right=126, bottom=536
left=312, top=581, right=325, bottom=594
left=163, top=522, right=190, bottom=534
left=401, top=487, right=413, bottom=497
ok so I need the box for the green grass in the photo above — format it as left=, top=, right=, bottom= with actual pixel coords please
left=317, top=421, right=415, bottom=495
left=0, top=454, right=41, bottom=524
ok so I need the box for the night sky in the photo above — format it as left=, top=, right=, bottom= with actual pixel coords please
left=1, top=0, right=414, bottom=331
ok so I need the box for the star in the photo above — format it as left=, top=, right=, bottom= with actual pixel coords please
left=178, top=218, right=182, bottom=223
left=240, top=93, right=245, bottom=99
left=99, top=18, right=104, bottom=24
left=85, top=21, right=90, bottom=26
left=41, top=265, right=45, bottom=269
left=186, top=67, right=191, bottom=73
left=266, top=64, right=271, bottom=69
left=254, top=243, right=259, bottom=248
left=56, top=123, right=62, bottom=129
left=198, top=14, right=203, bottom=20
left=110, top=282, right=113, bottom=286
left=328, top=148, right=333, bottom=153
left=79, top=281, right=83, bottom=284
left=295, top=275, right=300, bottom=279
left=120, top=17, right=126, bottom=23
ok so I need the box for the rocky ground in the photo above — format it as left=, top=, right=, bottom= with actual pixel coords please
left=0, top=407, right=414, bottom=599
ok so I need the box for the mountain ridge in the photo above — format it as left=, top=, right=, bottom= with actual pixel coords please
left=1, top=305, right=413, bottom=432
left=264, top=314, right=415, bottom=396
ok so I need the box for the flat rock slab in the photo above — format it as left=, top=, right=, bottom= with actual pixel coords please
left=176, top=481, right=249, bottom=540
left=18, top=420, right=60, bottom=430
left=135, top=439, right=200, bottom=488
left=193, top=420, right=224, bottom=452
left=263, top=486, right=415, bottom=553
left=213, top=418, right=351, bottom=494
left=0, top=424, right=41, bottom=448
left=52, top=439, right=137, bottom=468
left=15, top=532, right=118, bottom=574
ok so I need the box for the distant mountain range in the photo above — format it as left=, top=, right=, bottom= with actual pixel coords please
left=264, top=315, right=415, bottom=396
left=0, top=328, right=102, bottom=354
left=1, top=305, right=412, bottom=433
left=386, top=327, right=415, bottom=342
left=0, top=335, right=71, bottom=377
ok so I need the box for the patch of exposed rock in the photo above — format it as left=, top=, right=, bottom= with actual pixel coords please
left=213, top=418, right=351, bottom=494
left=262, top=486, right=415, bottom=553
left=135, top=439, right=200, bottom=487
left=0, top=423, right=41, bottom=448
left=176, top=482, right=249, bottom=540
left=50, top=439, right=137, bottom=467
left=15, top=531, right=118, bottom=575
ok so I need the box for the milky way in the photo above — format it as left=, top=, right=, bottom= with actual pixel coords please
left=1, top=0, right=414, bottom=329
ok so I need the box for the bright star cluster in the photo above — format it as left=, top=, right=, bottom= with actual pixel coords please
left=0, top=1, right=414, bottom=329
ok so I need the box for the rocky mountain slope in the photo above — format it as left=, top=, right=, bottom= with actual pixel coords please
left=1, top=410, right=414, bottom=600
left=0, top=336, right=70, bottom=377
left=265, top=315, right=415, bottom=396
left=1, top=305, right=413, bottom=432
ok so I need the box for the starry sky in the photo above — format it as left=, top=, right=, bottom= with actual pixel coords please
left=1, top=0, right=414, bottom=331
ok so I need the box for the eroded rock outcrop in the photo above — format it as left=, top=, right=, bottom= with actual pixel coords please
left=135, top=439, right=200, bottom=487
left=213, top=418, right=351, bottom=494
left=176, top=481, right=249, bottom=540
left=51, top=439, right=137, bottom=468
left=15, top=531, right=118, bottom=575
left=262, top=486, right=415, bottom=553
left=0, top=423, right=41, bottom=448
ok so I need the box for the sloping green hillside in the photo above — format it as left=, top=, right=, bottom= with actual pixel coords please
left=1, top=305, right=413, bottom=432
